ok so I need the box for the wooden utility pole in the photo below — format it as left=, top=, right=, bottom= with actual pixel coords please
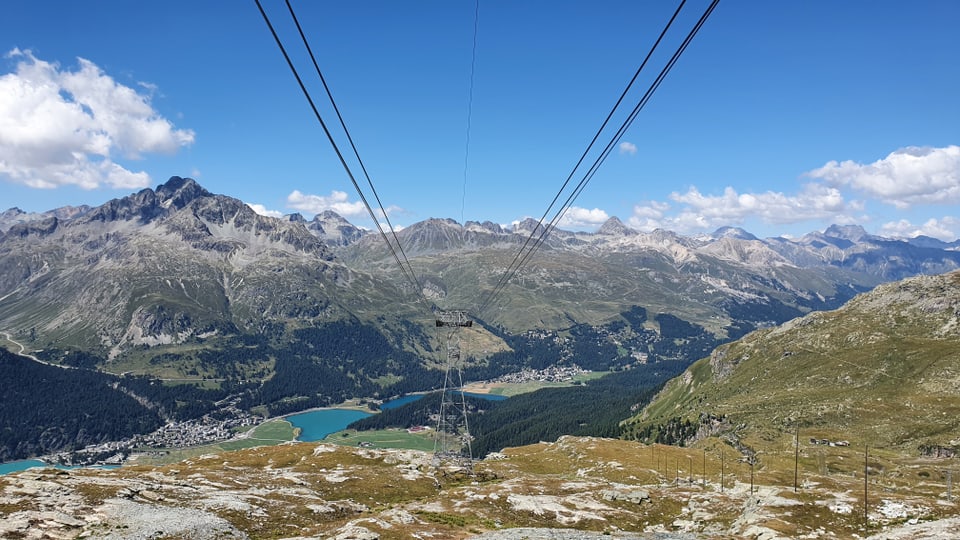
left=794, top=424, right=800, bottom=493
left=721, top=450, right=725, bottom=493
left=948, top=469, right=953, bottom=501
left=864, top=445, right=869, bottom=528
left=702, top=448, right=706, bottom=487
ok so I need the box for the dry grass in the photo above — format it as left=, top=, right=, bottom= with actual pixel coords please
left=3, top=434, right=959, bottom=538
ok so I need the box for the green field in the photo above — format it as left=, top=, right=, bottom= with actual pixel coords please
left=128, top=417, right=437, bottom=467
left=473, top=370, right=608, bottom=397
left=326, top=428, right=436, bottom=452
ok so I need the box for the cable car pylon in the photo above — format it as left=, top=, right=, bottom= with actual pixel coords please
left=433, top=309, right=474, bottom=475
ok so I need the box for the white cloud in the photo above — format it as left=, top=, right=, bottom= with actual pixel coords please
left=619, top=141, right=638, bottom=155
left=627, top=184, right=862, bottom=234
left=286, top=189, right=370, bottom=218
left=806, top=145, right=960, bottom=208
left=622, top=145, right=959, bottom=236
left=880, top=217, right=959, bottom=241
left=557, top=206, right=609, bottom=228
left=671, top=184, right=856, bottom=227
left=246, top=203, right=284, bottom=218
left=627, top=201, right=670, bottom=231
left=0, top=49, right=194, bottom=190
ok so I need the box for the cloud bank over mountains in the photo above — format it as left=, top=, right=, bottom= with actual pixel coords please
left=277, top=145, right=960, bottom=240
left=807, top=146, right=960, bottom=208
left=626, top=145, right=960, bottom=239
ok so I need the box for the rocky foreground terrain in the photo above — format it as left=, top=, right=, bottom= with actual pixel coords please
left=2, top=436, right=958, bottom=539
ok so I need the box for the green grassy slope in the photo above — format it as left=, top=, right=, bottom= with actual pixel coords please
left=622, top=270, right=960, bottom=454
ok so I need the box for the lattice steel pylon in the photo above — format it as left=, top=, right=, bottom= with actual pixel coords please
left=433, top=310, right=474, bottom=473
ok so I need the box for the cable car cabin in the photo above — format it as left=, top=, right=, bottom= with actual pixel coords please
left=436, top=310, right=472, bottom=327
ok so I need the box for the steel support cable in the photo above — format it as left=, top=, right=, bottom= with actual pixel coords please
left=504, top=0, right=720, bottom=286
left=254, top=0, right=432, bottom=310
left=461, top=0, right=479, bottom=229
left=477, top=0, right=719, bottom=320
left=474, top=0, right=694, bottom=319
left=282, top=0, right=426, bottom=306
left=512, top=0, right=720, bottom=268
left=453, top=0, right=480, bottom=314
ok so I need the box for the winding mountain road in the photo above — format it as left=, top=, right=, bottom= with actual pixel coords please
left=1, top=331, right=68, bottom=369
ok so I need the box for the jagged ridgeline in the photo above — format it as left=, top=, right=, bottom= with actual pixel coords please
left=622, top=270, right=960, bottom=455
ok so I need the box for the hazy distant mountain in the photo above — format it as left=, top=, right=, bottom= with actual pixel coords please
left=289, top=210, right=366, bottom=247
left=0, top=205, right=91, bottom=233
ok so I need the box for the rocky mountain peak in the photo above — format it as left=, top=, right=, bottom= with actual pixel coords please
left=597, top=216, right=636, bottom=236
left=906, top=235, right=960, bottom=250
left=465, top=220, right=507, bottom=234
left=824, top=223, right=869, bottom=241
left=513, top=218, right=546, bottom=235
left=711, top=226, right=758, bottom=241
left=155, top=176, right=212, bottom=211
left=317, top=210, right=349, bottom=223
left=307, top=210, right=364, bottom=247
left=0, top=205, right=91, bottom=233
left=78, top=176, right=210, bottom=225
left=285, top=213, right=307, bottom=223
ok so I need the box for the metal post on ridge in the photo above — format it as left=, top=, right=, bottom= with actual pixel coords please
left=433, top=310, right=474, bottom=475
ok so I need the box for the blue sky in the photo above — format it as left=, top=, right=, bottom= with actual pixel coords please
left=1, top=1, right=958, bottom=240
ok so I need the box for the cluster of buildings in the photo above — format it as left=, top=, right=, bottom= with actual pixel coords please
left=490, top=364, right=589, bottom=385
left=133, top=413, right=260, bottom=449
left=48, top=409, right=262, bottom=467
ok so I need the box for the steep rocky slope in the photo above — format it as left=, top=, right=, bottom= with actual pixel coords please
left=623, top=270, right=960, bottom=454
left=0, top=177, right=410, bottom=358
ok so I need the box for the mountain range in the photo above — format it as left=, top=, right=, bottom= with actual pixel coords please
left=2, top=175, right=960, bottom=371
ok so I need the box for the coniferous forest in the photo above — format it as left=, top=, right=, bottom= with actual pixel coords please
left=0, top=349, right=162, bottom=461
left=345, top=360, right=690, bottom=457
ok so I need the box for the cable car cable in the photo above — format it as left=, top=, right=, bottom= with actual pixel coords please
left=255, top=0, right=432, bottom=311
left=505, top=0, right=720, bottom=288
left=282, top=0, right=424, bottom=306
left=475, top=0, right=702, bottom=319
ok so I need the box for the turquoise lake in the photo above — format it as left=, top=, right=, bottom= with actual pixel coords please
left=0, top=460, right=118, bottom=477
left=286, top=408, right=373, bottom=442
left=381, top=392, right=507, bottom=410
left=2, top=394, right=505, bottom=475
left=380, top=394, right=423, bottom=409
left=0, top=459, right=49, bottom=476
